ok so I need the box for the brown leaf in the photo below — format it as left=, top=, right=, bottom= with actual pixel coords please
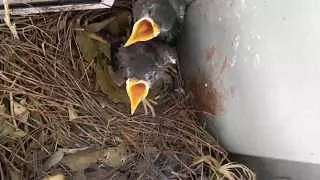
left=67, top=104, right=78, bottom=121
left=76, top=31, right=111, bottom=62
left=86, top=11, right=131, bottom=36
left=105, top=11, right=131, bottom=36
left=13, top=101, right=27, bottom=115
left=95, top=58, right=128, bottom=103
left=12, top=100, right=30, bottom=122
left=61, top=146, right=127, bottom=171
left=16, top=110, right=30, bottom=122
left=76, top=31, right=100, bottom=62
left=87, top=17, right=116, bottom=32
left=59, top=147, right=89, bottom=154
left=0, top=104, right=6, bottom=114
left=0, top=119, right=26, bottom=139
left=101, top=145, right=127, bottom=168
left=9, top=168, right=22, bottom=180
left=43, top=150, right=64, bottom=170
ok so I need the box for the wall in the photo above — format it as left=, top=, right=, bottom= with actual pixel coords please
left=180, top=0, right=320, bottom=164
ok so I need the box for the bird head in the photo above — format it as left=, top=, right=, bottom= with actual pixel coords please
left=124, top=17, right=160, bottom=47
left=126, top=78, right=150, bottom=115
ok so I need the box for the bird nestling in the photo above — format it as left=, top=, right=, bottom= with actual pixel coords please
left=124, top=0, right=190, bottom=47
left=112, top=41, right=178, bottom=117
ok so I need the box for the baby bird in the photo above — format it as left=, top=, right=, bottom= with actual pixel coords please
left=124, top=0, right=191, bottom=47
left=113, top=41, right=178, bottom=116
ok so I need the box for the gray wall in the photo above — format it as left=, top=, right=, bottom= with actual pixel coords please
left=180, top=0, right=320, bottom=165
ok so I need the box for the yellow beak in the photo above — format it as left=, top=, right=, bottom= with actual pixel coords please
left=126, top=79, right=150, bottom=115
left=124, top=17, right=160, bottom=47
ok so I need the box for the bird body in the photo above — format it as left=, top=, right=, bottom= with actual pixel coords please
left=113, top=41, right=178, bottom=116
left=124, top=0, right=190, bottom=47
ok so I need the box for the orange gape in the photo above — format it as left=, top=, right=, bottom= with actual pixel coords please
left=137, top=20, right=153, bottom=36
left=128, top=82, right=148, bottom=115
left=130, top=83, right=147, bottom=102
left=124, top=17, right=160, bottom=47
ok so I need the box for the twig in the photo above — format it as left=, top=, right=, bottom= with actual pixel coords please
left=3, top=0, right=20, bottom=39
left=0, top=161, right=4, bottom=180
left=9, top=92, right=17, bottom=128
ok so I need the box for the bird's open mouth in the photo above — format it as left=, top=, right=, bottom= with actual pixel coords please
left=124, top=17, right=160, bottom=47
left=126, top=79, right=150, bottom=115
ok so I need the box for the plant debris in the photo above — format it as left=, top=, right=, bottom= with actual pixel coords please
left=0, top=1, right=255, bottom=180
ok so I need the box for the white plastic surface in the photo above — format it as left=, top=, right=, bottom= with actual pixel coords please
left=181, top=0, right=320, bottom=164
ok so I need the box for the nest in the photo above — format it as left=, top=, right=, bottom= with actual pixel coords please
left=0, top=1, right=255, bottom=180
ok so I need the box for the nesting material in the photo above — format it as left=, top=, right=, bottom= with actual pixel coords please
left=0, top=2, right=255, bottom=180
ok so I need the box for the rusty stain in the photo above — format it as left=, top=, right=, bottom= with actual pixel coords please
left=206, top=46, right=216, bottom=61
left=189, top=81, right=226, bottom=115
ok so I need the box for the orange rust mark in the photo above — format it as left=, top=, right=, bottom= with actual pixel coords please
left=190, top=81, right=226, bottom=115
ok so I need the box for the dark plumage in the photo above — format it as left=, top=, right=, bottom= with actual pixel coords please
left=124, top=0, right=191, bottom=47
left=117, top=42, right=176, bottom=88
left=113, top=41, right=178, bottom=116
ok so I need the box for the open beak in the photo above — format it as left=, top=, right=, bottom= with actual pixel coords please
left=124, top=17, right=160, bottom=47
left=126, top=79, right=150, bottom=115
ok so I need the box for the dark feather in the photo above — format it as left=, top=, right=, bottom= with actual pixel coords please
left=132, top=0, right=190, bottom=44
left=114, top=41, right=178, bottom=97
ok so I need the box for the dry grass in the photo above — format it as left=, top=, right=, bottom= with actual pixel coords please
left=0, top=2, right=255, bottom=180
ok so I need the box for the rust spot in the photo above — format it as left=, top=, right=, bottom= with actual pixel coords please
left=206, top=46, right=216, bottom=61
left=189, top=81, right=226, bottom=115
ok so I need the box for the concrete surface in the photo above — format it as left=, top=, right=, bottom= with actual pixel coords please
left=180, top=0, right=320, bottom=165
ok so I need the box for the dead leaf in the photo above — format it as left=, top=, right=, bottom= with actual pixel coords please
left=13, top=101, right=27, bottom=115
left=12, top=100, right=30, bottom=122
left=87, top=17, right=116, bottom=32
left=0, top=104, right=6, bottom=114
left=29, top=111, right=42, bottom=124
left=0, top=119, right=26, bottom=139
left=102, top=145, right=127, bottom=168
left=16, top=110, right=30, bottom=122
left=61, top=146, right=127, bottom=171
left=9, top=168, right=22, bottom=180
left=86, top=11, right=131, bottom=36
left=95, top=58, right=128, bottom=103
left=76, top=31, right=100, bottom=62
left=43, top=150, right=64, bottom=170
left=76, top=31, right=111, bottom=62
left=43, top=174, right=65, bottom=180
left=105, top=11, right=131, bottom=36
left=59, top=147, right=89, bottom=154
left=68, top=104, right=78, bottom=121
